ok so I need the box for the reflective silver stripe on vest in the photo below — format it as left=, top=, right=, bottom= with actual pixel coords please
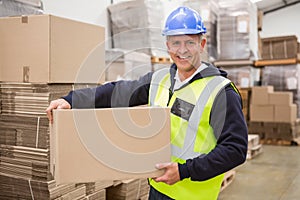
left=172, top=76, right=230, bottom=160
left=149, top=68, right=170, bottom=106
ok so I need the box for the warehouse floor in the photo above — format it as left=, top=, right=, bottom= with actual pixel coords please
left=218, top=145, right=300, bottom=200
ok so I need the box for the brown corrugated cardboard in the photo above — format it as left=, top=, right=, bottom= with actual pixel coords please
left=0, top=14, right=105, bottom=83
left=261, top=35, right=298, bottom=60
left=250, top=105, right=274, bottom=122
left=269, top=92, right=293, bottom=106
left=251, top=86, right=273, bottom=105
left=50, top=107, right=171, bottom=184
left=274, top=104, right=297, bottom=123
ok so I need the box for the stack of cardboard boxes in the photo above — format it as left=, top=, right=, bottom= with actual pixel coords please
left=249, top=86, right=300, bottom=143
left=261, top=64, right=300, bottom=117
left=0, top=14, right=115, bottom=199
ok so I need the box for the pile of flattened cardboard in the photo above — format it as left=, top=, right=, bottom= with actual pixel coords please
left=0, top=82, right=116, bottom=200
left=0, top=114, right=49, bottom=148
left=0, top=83, right=98, bottom=116
left=106, top=179, right=150, bottom=200
left=0, top=112, right=113, bottom=199
left=0, top=174, right=112, bottom=200
left=0, top=144, right=50, bottom=181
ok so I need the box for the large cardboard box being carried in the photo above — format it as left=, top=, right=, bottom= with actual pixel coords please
left=50, top=107, right=171, bottom=184
left=0, top=14, right=105, bottom=83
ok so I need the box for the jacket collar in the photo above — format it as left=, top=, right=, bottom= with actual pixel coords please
left=168, top=62, right=228, bottom=92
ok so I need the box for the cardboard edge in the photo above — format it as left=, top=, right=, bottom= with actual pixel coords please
left=50, top=110, right=58, bottom=183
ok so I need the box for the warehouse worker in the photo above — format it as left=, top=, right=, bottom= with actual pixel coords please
left=46, top=6, right=248, bottom=200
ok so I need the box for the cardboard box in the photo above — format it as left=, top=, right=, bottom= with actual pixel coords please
left=0, top=14, right=105, bottom=83
left=250, top=105, right=274, bottom=122
left=251, top=86, right=273, bottom=105
left=261, top=35, right=298, bottom=60
left=269, top=92, right=293, bottom=106
left=274, top=104, right=297, bottom=123
left=50, top=107, right=171, bottom=184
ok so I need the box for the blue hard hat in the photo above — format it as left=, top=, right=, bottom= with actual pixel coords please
left=162, top=6, right=207, bottom=36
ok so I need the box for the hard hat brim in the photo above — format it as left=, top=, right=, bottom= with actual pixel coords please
left=162, top=29, right=206, bottom=36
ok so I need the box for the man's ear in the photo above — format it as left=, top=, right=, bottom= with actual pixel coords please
left=199, top=38, right=206, bottom=53
left=166, top=41, right=170, bottom=50
left=166, top=41, right=172, bottom=54
left=200, top=38, right=206, bottom=48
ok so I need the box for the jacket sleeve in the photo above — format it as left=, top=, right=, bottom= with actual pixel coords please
left=178, top=85, right=248, bottom=181
left=62, top=72, right=153, bottom=108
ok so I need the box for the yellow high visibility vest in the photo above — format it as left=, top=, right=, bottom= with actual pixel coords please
left=148, top=68, right=233, bottom=200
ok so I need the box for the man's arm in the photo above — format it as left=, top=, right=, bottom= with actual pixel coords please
left=63, top=72, right=153, bottom=108
left=178, top=86, right=248, bottom=181
left=46, top=72, right=153, bottom=121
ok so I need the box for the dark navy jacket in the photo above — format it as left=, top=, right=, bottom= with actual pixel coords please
left=63, top=62, right=248, bottom=181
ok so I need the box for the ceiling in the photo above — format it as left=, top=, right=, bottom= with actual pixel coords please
left=254, top=0, right=300, bottom=14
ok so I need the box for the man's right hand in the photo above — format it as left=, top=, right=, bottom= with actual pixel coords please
left=46, top=99, right=71, bottom=123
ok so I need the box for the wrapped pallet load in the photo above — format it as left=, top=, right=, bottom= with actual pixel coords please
left=215, top=0, right=258, bottom=60
left=0, top=0, right=43, bottom=17
left=107, top=0, right=168, bottom=57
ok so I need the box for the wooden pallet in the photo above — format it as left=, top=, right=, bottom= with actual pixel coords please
left=248, top=134, right=260, bottom=149
left=220, top=170, right=236, bottom=192
left=247, top=144, right=263, bottom=160
left=248, top=120, right=300, bottom=144
left=254, top=57, right=299, bottom=67
left=260, top=137, right=300, bottom=146
left=151, top=56, right=172, bottom=63
left=214, top=59, right=254, bottom=67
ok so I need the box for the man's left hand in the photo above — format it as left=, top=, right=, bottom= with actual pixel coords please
left=153, top=162, right=180, bottom=185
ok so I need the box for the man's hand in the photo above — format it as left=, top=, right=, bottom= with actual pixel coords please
left=153, top=162, right=180, bottom=185
left=46, top=99, right=71, bottom=123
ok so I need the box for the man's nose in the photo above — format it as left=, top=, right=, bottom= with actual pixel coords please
left=177, top=43, right=188, bottom=54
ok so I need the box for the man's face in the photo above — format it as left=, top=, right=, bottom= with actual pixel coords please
left=166, top=34, right=206, bottom=73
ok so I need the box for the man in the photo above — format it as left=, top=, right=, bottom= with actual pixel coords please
left=46, top=6, right=248, bottom=200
